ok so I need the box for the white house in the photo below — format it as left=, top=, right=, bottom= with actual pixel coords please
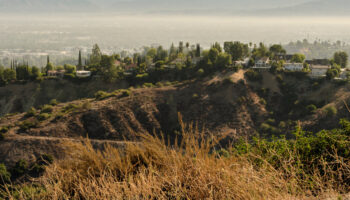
left=283, top=63, right=304, bottom=71
left=76, top=70, right=92, bottom=78
left=340, top=68, right=350, bottom=80
left=234, top=58, right=249, bottom=67
left=310, top=65, right=330, bottom=78
left=252, top=57, right=271, bottom=71
left=47, top=70, right=65, bottom=78
left=191, top=57, right=202, bottom=65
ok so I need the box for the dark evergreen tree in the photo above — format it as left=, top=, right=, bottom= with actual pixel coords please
left=196, top=44, right=201, bottom=57
left=77, top=50, right=83, bottom=70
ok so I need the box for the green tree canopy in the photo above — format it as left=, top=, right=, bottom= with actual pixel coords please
left=1, top=68, right=16, bottom=83
left=64, top=64, right=76, bottom=74
left=224, top=41, right=249, bottom=61
left=100, top=55, right=119, bottom=83
left=31, top=66, right=41, bottom=79
left=90, top=44, right=102, bottom=65
left=291, top=53, right=306, bottom=63
left=269, top=44, right=286, bottom=59
left=333, top=51, right=348, bottom=68
left=45, top=62, right=54, bottom=73
left=208, top=48, right=219, bottom=64
left=252, top=43, right=269, bottom=59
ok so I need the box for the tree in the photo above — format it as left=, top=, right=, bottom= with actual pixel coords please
left=45, top=62, right=54, bottom=73
left=195, top=44, right=201, bottom=57
left=326, top=68, right=339, bottom=80
left=252, top=43, right=269, bottom=59
left=64, top=64, right=76, bottom=74
left=291, top=53, right=306, bottom=63
left=208, top=48, right=219, bottom=64
left=270, top=61, right=284, bottom=73
left=3, top=68, right=16, bottom=82
left=16, top=65, right=32, bottom=80
left=212, top=42, right=222, bottom=52
left=155, top=46, right=168, bottom=62
left=100, top=55, right=119, bottom=82
left=224, top=41, right=249, bottom=61
left=31, top=66, right=41, bottom=79
left=147, top=48, right=157, bottom=61
left=269, top=44, right=286, bottom=59
left=77, top=50, right=83, bottom=70
left=169, top=43, right=177, bottom=60
left=333, top=51, right=348, bottom=68
left=178, top=41, right=184, bottom=54
left=90, top=44, right=102, bottom=65
left=0, top=67, right=5, bottom=85
left=216, top=53, right=232, bottom=68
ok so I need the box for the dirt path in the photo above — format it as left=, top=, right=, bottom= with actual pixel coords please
left=5, top=134, right=135, bottom=145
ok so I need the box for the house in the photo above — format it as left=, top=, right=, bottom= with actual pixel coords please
left=191, top=57, right=202, bottom=65
left=275, top=54, right=294, bottom=62
left=123, top=63, right=137, bottom=76
left=252, top=57, right=271, bottom=71
left=47, top=70, right=65, bottom=78
left=310, top=65, right=330, bottom=78
left=234, top=58, right=249, bottom=67
left=340, top=68, right=350, bottom=80
left=125, top=63, right=137, bottom=72
left=283, top=63, right=304, bottom=71
left=170, top=57, right=185, bottom=66
left=76, top=70, right=91, bottom=78
left=305, top=59, right=330, bottom=66
left=114, top=60, right=121, bottom=67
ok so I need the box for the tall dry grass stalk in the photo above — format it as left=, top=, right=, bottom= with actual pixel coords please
left=4, top=117, right=347, bottom=199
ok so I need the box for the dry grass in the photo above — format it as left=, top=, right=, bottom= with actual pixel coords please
left=4, top=118, right=349, bottom=199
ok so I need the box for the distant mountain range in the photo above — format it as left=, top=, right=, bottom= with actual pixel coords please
left=0, top=0, right=349, bottom=16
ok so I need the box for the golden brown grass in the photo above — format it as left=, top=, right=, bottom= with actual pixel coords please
left=4, top=119, right=349, bottom=199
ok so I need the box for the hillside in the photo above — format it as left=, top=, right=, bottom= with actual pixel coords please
left=1, top=70, right=350, bottom=167
left=0, top=79, right=129, bottom=116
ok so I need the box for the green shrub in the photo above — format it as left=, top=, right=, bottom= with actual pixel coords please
left=266, top=118, right=276, bottom=125
left=0, top=126, right=8, bottom=134
left=12, top=159, right=28, bottom=178
left=52, top=112, right=64, bottom=122
left=276, top=74, right=283, bottom=83
left=37, top=154, right=54, bottom=166
left=306, top=104, right=317, bottom=115
left=155, top=82, right=164, bottom=87
left=164, top=81, right=172, bottom=86
left=62, top=103, right=80, bottom=113
left=0, top=163, right=11, bottom=183
left=196, top=68, right=204, bottom=77
left=24, top=107, right=37, bottom=118
left=143, top=83, right=154, bottom=88
left=81, top=101, right=92, bottom=110
left=41, top=105, right=53, bottom=114
left=37, top=113, right=51, bottom=121
left=19, top=120, right=39, bottom=132
left=234, top=119, right=350, bottom=191
left=94, top=91, right=112, bottom=100
left=49, top=99, right=59, bottom=106
left=245, top=69, right=262, bottom=82
left=324, top=106, right=337, bottom=117
left=259, top=98, right=267, bottom=105
left=278, top=121, right=286, bottom=129
left=121, top=90, right=131, bottom=97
